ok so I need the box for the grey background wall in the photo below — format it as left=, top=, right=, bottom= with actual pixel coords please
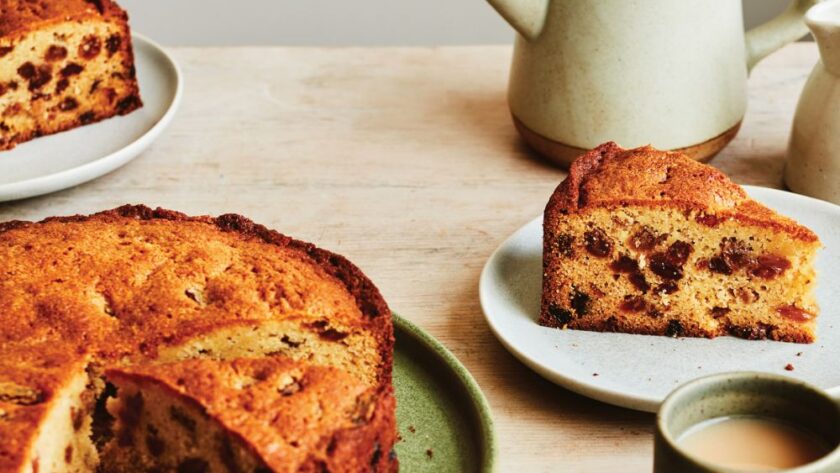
left=121, top=0, right=796, bottom=46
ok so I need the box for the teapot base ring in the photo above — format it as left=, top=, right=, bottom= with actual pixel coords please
left=512, top=114, right=742, bottom=169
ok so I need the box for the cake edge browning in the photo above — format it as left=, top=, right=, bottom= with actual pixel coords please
left=0, top=204, right=394, bottom=384
left=544, top=142, right=818, bottom=243
left=0, top=0, right=131, bottom=39
left=540, top=142, right=820, bottom=344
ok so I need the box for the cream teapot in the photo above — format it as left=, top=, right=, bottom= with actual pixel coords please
left=488, top=0, right=819, bottom=166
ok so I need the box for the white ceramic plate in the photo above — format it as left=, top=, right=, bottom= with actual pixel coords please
left=480, top=186, right=840, bottom=412
left=0, top=34, right=182, bottom=201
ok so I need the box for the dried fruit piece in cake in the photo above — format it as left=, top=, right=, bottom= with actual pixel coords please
left=540, top=142, right=820, bottom=343
left=101, top=357, right=397, bottom=473
left=0, top=0, right=142, bottom=150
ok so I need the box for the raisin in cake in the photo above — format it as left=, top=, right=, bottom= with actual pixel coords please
left=103, top=357, right=396, bottom=473
left=0, top=0, right=142, bottom=150
left=540, top=142, right=820, bottom=343
left=0, top=205, right=396, bottom=472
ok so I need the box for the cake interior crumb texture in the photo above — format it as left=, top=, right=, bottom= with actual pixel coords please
left=0, top=342, right=101, bottom=473
left=540, top=142, right=820, bottom=343
left=102, top=357, right=394, bottom=473
left=0, top=0, right=142, bottom=150
left=0, top=206, right=397, bottom=473
left=102, top=375, right=270, bottom=473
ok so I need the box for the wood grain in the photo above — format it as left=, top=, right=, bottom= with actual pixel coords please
left=0, top=43, right=820, bottom=472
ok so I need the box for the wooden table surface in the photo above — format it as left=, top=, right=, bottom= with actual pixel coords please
left=0, top=42, right=819, bottom=472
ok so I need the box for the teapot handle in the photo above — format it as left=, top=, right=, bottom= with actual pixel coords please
left=745, top=0, right=821, bottom=73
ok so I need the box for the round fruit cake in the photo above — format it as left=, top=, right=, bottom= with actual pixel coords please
left=0, top=205, right=397, bottom=473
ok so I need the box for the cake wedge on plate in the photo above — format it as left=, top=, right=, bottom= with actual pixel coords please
left=540, top=142, right=820, bottom=343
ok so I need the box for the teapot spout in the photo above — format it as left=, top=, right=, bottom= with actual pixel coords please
left=806, top=1, right=840, bottom=76
left=487, top=0, right=549, bottom=42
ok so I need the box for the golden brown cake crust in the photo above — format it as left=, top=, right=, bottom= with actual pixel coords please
left=547, top=142, right=817, bottom=243
left=0, top=205, right=396, bottom=472
left=0, top=205, right=394, bottom=377
left=0, top=0, right=127, bottom=38
left=106, top=358, right=397, bottom=473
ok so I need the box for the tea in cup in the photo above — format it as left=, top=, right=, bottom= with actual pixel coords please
left=655, top=372, right=840, bottom=472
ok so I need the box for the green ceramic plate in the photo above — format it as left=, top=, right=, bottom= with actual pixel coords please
left=393, top=315, right=496, bottom=473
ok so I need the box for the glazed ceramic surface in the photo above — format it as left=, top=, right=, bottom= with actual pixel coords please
left=489, top=0, right=817, bottom=152
left=785, top=0, right=840, bottom=204
left=480, top=186, right=840, bottom=412
left=0, top=34, right=182, bottom=202
left=393, top=314, right=496, bottom=473
left=655, top=373, right=840, bottom=473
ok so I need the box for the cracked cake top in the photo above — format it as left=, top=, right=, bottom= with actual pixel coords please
left=546, top=142, right=818, bottom=243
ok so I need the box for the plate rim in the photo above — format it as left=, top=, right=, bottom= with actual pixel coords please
left=394, top=313, right=497, bottom=472
left=0, top=33, right=183, bottom=202
left=479, top=185, right=840, bottom=412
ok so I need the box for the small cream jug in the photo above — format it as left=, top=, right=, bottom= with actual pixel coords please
left=785, top=0, right=840, bottom=204
left=488, top=0, right=819, bottom=166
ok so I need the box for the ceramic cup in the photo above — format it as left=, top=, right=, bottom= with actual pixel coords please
left=655, top=372, right=840, bottom=473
